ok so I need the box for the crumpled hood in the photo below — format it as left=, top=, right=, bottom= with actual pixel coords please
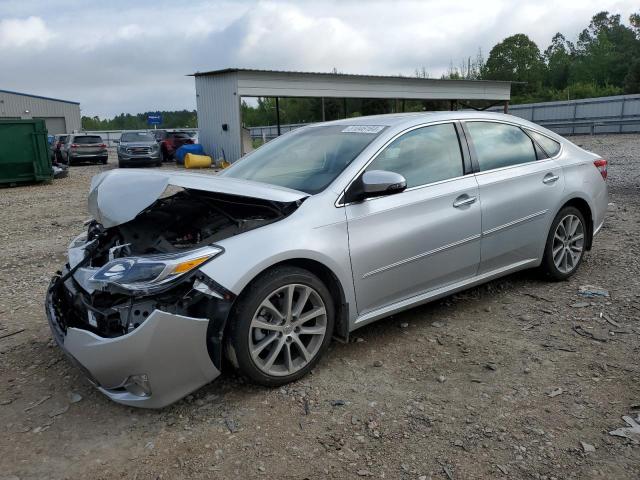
left=88, top=169, right=308, bottom=228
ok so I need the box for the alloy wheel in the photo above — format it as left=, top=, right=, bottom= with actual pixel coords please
left=248, top=284, right=327, bottom=377
left=552, top=214, right=584, bottom=274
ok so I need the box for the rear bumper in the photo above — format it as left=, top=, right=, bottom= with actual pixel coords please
left=46, top=277, right=220, bottom=408
left=69, top=153, right=108, bottom=162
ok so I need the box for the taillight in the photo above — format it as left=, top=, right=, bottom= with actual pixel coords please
left=99, top=143, right=107, bottom=148
left=593, top=158, right=607, bottom=180
left=71, top=143, right=78, bottom=148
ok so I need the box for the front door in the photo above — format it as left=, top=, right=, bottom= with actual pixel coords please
left=345, top=122, right=482, bottom=315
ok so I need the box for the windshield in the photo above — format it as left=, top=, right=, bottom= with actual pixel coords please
left=121, top=132, right=155, bottom=142
left=220, top=125, right=385, bottom=194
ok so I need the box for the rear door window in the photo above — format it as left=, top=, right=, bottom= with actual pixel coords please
left=74, top=136, right=102, bottom=144
left=366, top=123, right=464, bottom=188
left=466, top=122, right=537, bottom=171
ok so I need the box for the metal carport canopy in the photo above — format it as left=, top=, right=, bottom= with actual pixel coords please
left=193, top=68, right=511, bottom=100
left=190, top=68, right=512, bottom=163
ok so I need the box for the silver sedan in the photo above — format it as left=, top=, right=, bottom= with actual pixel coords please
left=46, top=111, right=608, bottom=407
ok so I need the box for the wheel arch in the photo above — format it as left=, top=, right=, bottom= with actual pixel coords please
left=228, top=258, right=350, bottom=343
left=558, top=196, right=594, bottom=250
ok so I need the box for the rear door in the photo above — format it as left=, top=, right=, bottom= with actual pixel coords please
left=346, top=122, right=481, bottom=315
left=463, top=121, right=565, bottom=274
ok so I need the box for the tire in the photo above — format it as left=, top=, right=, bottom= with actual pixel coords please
left=227, top=266, right=335, bottom=387
left=100, top=157, right=108, bottom=165
left=118, top=160, right=127, bottom=168
left=541, top=206, right=587, bottom=280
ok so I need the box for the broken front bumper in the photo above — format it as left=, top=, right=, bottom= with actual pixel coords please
left=46, top=276, right=221, bottom=408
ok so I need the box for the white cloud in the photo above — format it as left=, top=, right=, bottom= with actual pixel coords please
left=0, top=16, right=54, bottom=48
left=116, top=24, right=144, bottom=40
left=232, top=2, right=372, bottom=70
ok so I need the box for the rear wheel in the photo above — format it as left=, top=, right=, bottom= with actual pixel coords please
left=541, top=206, right=586, bottom=280
left=227, top=266, right=335, bottom=386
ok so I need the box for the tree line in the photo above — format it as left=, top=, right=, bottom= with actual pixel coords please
left=81, top=110, right=197, bottom=130
left=478, top=11, right=640, bottom=103
left=83, top=10, right=640, bottom=130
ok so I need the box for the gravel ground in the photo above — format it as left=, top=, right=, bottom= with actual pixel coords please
left=0, top=136, right=639, bottom=480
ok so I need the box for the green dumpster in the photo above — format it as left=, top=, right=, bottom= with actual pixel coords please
left=0, top=119, right=52, bottom=185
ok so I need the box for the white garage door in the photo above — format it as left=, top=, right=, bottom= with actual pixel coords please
left=35, top=117, right=67, bottom=135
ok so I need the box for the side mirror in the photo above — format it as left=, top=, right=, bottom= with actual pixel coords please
left=345, top=170, right=407, bottom=203
left=362, top=170, right=407, bottom=196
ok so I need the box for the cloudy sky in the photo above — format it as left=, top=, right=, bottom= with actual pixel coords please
left=1, top=0, right=637, bottom=118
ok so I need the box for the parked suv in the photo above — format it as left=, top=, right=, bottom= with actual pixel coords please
left=117, top=131, right=161, bottom=168
left=46, top=112, right=607, bottom=408
left=62, top=135, right=108, bottom=165
left=157, top=131, right=194, bottom=161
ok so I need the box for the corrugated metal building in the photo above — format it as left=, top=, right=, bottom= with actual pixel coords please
left=192, top=68, right=512, bottom=163
left=0, top=89, right=81, bottom=134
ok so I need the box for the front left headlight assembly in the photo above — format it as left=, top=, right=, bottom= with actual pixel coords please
left=90, top=245, right=222, bottom=293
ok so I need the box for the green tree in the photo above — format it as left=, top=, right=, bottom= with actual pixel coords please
left=624, top=59, right=640, bottom=93
left=572, top=11, right=640, bottom=86
left=482, top=34, right=546, bottom=94
left=544, top=33, right=574, bottom=90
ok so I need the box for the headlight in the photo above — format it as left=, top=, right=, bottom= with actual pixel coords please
left=90, top=245, right=222, bottom=293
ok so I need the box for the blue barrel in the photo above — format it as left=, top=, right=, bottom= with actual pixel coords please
left=175, top=144, right=205, bottom=164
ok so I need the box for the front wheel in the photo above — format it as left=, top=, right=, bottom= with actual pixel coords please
left=227, top=266, right=335, bottom=386
left=541, top=206, right=586, bottom=280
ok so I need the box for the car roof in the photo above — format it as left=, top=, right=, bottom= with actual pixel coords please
left=312, top=111, right=538, bottom=130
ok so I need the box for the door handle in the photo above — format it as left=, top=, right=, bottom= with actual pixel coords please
left=543, top=173, right=559, bottom=184
left=453, top=195, right=477, bottom=208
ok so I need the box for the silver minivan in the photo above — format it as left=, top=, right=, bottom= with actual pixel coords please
left=47, top=112, right=608, bottom=408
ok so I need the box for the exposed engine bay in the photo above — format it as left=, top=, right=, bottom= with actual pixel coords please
left=49, top=188, right=301, bottom=343
left=86, top=188, right=294, bottom=268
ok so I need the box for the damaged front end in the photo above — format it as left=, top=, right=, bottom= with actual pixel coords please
left=46, top=170, right=307, bottom=408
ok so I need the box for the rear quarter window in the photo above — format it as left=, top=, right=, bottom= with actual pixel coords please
left=526, top=130, right=561, bottom=157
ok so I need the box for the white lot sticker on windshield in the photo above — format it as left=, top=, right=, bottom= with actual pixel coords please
left=341, top=125, right=385, bottom=134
